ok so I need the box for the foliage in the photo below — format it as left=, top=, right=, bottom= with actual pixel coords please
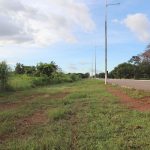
left=8, top=74, right=34, bottom=90
left=109, top=63, right=134, bottom=79
left=98, top=72, right=105, bottom=78
left=36, top=61, right=58, bottom=77
left=110, top=45, right=150, bottom=79
left=24, top=66, right=36, bottom=75
left=0, top=61, right=10, bottom=91
left=15, top=63, right=25, bottom=74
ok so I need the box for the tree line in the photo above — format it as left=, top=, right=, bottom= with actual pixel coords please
left=99, top=45, right=150, bottom=79
left=0, top=61, right=90, bottom=91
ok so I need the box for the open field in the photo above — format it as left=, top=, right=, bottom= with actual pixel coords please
left=1, top=79, right=150, bottom=149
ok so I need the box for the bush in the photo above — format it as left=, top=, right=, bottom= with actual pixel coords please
left=50, top=72, right=72, bottom=84
left=0, top=61, right=10, bottom=91
left=8, top=74, right=33, bottom=90
left=32, top=76, right=50, bottom=86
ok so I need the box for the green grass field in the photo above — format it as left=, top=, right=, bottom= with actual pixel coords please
left=0, top=79, right=150, bottom=150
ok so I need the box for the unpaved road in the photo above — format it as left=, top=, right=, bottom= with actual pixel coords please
left=107, top=79, right=150, bottom=91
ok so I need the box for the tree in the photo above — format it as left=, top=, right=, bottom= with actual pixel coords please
left=109, top=63, right=134, bottom=79
left=98, top=72, right=105, bottom=78
left=128, top=45, right=150, bottom=79
left=36, top=61, right=58, bottom=77
left=129, top=56, right=141, bottom=65
left=15, top=63, right=25, bottom=74
left=0, top=61, right=10, bottom=91
left=24, top=66, right=36, bottom=75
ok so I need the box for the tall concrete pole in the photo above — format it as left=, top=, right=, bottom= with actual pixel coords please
left=95, top=46, right=97, bottom=78
left=105, top=0, right=108, bottom=85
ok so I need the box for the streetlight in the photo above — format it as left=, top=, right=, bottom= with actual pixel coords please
left=95, top=45, right=97, bottom=78
left=105, top=0, right=120, bottom=85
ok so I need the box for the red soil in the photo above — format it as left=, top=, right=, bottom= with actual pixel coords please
left=108, top=87, right=150, bottom=112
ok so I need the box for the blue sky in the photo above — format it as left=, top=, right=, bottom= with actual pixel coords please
left=0, top=0, right=150, bottom=74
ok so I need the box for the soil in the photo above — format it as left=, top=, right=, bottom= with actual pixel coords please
left=0, top=110, right=48, bottom=142
left=107, top=87, right=150, bottom=111
left=0, top=91, right=70, bottom=142
left=0, top=103, right=20, bottom=111
left=0, top=92, right=69, bottom=111
left=69, top=102, right=88, bottom=150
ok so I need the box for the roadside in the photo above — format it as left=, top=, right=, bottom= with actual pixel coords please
left=107, top=79, right=150, bottom=91
left=107, top=86, right=150, bottom=111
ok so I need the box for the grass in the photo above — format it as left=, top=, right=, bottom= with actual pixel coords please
left=0, top=79, right=150, bottom=149
left=122, top=88, right=150, bottom=99
left=110, top=84, right=150, bottom=99
left=8, top=74, right=34, bottom=90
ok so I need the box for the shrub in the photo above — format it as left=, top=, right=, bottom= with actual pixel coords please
left=0, top=61, right=10, bottom=91
left=8, top=74, right=33, bottom=90
left=50, top=72, right=73, bottom=84
left=32, top=76, right=50, bottom=86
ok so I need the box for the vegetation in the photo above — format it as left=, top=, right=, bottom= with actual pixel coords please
left=0, top=80, right=150, bottom=149
left=108, top=46, right=150, bottom=79
left=109, top=63, right=134, bottom=79
left=0, top=61, right=10, bottom=91
left=109, top=84, right=150, bottom=99
left=0, top=61, right=90, bottom=92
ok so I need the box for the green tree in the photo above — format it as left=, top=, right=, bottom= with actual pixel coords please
left=0, top=61, right=10, bottom=91
left=129, top=46, right=150, bottom=79
left=15, top=63, right=25, bottom=74
left=24, top=66, right=36, bottom=75
left=109, top=63, right=134, bottom=79
left=36, top=61, right=58, bottom=77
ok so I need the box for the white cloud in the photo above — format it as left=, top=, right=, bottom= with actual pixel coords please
left=123, top=13, right=150, bottom=42
left=0, top=0, right=95, bottom=46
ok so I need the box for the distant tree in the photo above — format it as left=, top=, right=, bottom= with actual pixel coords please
left=0, top=61, right=10, bottom=91
left=36, top=61, right=58, bottom=77
left=15, top=63, right=25, bottom=74
left=109, top=63, right=134, bottom=79
left=129, top=56, right=141, bottom=65
left=141, top=49, right=150, bottom=63
left=24, top=66, right=36, bottom=75
left=128, top=45, right=150, bottom=79
left=98, top=72, right=105, bottom=78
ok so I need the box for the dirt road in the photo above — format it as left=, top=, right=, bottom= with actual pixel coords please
left=107, top=79, right=150, bottom=91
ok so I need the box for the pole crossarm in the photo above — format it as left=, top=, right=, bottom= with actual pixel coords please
left=106, top=3, right=120, bottom=7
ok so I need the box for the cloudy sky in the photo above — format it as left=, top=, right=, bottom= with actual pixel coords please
left=0, top=0, right=150, bottom=73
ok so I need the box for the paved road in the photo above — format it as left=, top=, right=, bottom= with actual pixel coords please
left=107, top=79, right=150, bottom=91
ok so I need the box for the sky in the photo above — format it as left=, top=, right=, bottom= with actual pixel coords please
left=0, top=0, right=150, bottom=74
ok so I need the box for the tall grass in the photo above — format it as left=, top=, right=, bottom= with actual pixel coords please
left=7, top=73, right=81, bottom=91
left=8, top=74, right=34, bottom=90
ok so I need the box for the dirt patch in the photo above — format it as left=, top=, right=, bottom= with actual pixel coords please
left=17, top=111, right=48, bottom=126
left=14, top=110, right=49, bottom=139
left=43, top=92, right=69, bottom=99
left=69, top=102, right=88, bottom=150
left=0, top=92, right=69, bottom=111
left=22, top=92, right=70, bottom=102
left=0, top=103, right=20, bottom=111
left=108, top=87, right=150, bottom=112
left=0, top=110, right=49, bottom=142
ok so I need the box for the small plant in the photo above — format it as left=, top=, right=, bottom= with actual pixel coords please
left=0, top=61, right=10, bottom=91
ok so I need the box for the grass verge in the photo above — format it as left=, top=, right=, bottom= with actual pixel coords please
left=0, top=79, right=150, bottom=149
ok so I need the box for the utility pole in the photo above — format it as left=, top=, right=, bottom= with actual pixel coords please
left=105, top=0, right=120, bottom=85
left=91, top=58, right=94, bottom=78
left=95, top=46, right=97, bottom=78
left=105, top=0, right=107, bottom=85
